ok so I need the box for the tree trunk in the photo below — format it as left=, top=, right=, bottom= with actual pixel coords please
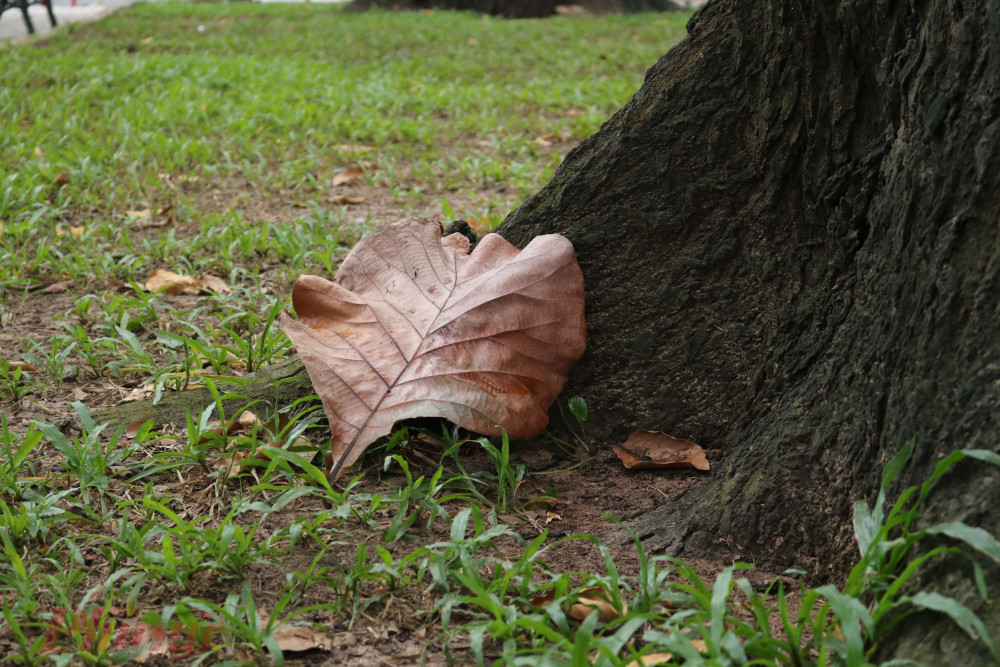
left=497, top=0, right=1000, bottom=662
left=343, top=0, right=683, bottom=18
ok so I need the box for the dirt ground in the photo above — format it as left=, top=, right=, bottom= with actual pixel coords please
left=0, top=165, right=791, bottom=664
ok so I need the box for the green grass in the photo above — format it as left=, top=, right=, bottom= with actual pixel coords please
left=2, top=4, right=998, bottom=666
left=1, top=3, right=686, bottom=402
left=1, top=4, right=682, bottom=289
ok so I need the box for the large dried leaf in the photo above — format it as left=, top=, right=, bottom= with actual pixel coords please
left=281, top=217, right=585, bottom=480
left=613, top=430, right=710, bottom=471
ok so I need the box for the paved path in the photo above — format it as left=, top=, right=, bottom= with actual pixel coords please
left=1, top=0, right=352, bottom=41
left=0, top=0, right=134, bottom=41
left=2, top=0, right=691, bottom=42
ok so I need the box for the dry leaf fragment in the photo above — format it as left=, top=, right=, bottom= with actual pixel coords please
left=143, top=270, right=229, bottom=295
left=331, top=194, right=367, bottom=205
left=125, top=420, right=147, bottom=439
left=613, top=430, right=710, bottom=471
left=53, top=172, right=69, bottom=188
left=125, top=209, right=152, bottom=219
left=42, top=280, right=75, bottom=294
left=195, top=273, right=230, bottom=294
left=5, top=361, right=37, bottom=372
left=623, top=639, right=707, bottom=666
left=466, top=217, right=493, bottom=234
left=333, top=144, right=375, bottom=155
left=56, top=225, right=86, bottom=239
left=238, top=410, right=262, bottom=430
left=123, top=383, right=155, bottom=402
left=569, top=587, right=628, bottom=622
left=531, top=587, right=627, bottom=622
left=273, top=624, right=332, bottom=652
left=281, top=217, right=585, bottom=480
left=144, top=269, right=201, bottom=295
left=331, top=166, right=365, bottom=186
left=625, top=653, right=675, bottom=667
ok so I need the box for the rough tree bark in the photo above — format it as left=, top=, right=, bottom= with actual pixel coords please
left=344, top=0, right=683, bottom=18
left=97, top=0, right=1000, bottom=661
left=495, top=0, right=1000, bottom=662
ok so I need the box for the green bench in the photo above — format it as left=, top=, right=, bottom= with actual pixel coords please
left=0, top=0, right=56, bottom=35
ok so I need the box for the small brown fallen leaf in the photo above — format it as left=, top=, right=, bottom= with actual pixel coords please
left=533, top=134, right=555, bottom=147
left=331, top=166, right=365, bottom=186
left=55, top=225, right=86, bottom=239
left=53, top=172, right=69, bottom=188
left=623, top=638, right=707, bottom=666
left=530, top=589, right=557, bottom=608
left=123, top=383, right=155, bottom=402
left=194, top=273, right=230, bottom=294
left=144, top=270, right=229, bottom=296
left=238, top=410, right=262, bottom=430
left=125, top=209, right=152, bottom=219
left=569, top=587, right=628, bottom=622
left=332, top=144, right=375, bottom=155
left=125, top=420, right=147, bottom=439
left=273, top=624, right=332, bottom=652
left=530, top=587, right=627, bottom=622
left=497, top=513, right=526, bottom=526
left=33, top=145, right=45, bottom=159
left=136, top=217, right=172, bottom=230
left=625, top=653, right=675, bottom=667
left=42, top=280, right=75, bottom=294
left=613, top=430, right=710, bottom=471
left=5, top=361, right=37, bottom=373
left=140, top=36, right=153, bottom=44
left=331, top=194, right=367, bottom=205
left=144, top=269, right=201, bottom=295
left=466, top=216, right=494, bottom=234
